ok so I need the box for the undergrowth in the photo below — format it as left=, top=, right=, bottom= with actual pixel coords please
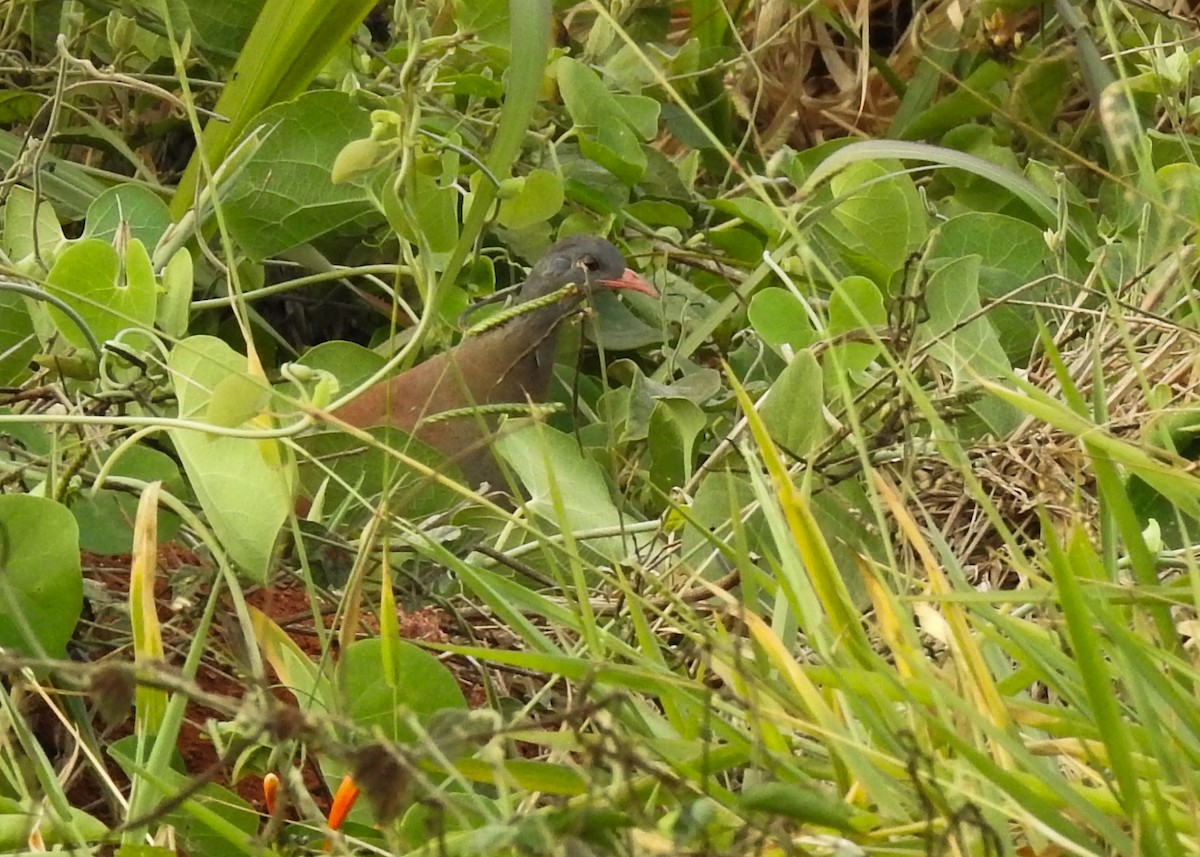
left=0, top=1, right=1197, bottom=855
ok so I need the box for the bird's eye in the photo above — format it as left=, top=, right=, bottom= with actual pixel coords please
left=580, top=256, right=601, bottom=272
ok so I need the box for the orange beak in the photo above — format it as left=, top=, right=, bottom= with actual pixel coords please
left=599, top=268, right=656, bottom=297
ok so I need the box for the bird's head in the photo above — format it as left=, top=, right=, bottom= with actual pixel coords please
left=520, top=235, right=656, bottom=301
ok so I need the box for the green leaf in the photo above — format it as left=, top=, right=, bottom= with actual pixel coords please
left=170, top=0, right=379, bottom=216
left=0, top=495, right=83, bottom=657
left=825, top=160, right=927, bottom=286
left=205, top=372, right=273, bottom=429
left=557, top=56, right=628, bottom=130
left=709, top=197, right=782, bottom=238
left=760, top=349, right=827, bottom=455
left=922, top=255, right=1011, bottom=378
left=296, top=339, right=387, bottom=392
left=585, top=287, right=662, bottom=350
left=803, top=139, right=1064, bottom=238
left=495, top=424, right=638, bottom=560
left=921, top=255, right=1019, bottom=435
left=167, top=336, right=292, bottom=582
left=2, top=185, right=64, bottom=265
left=928, top=211, right=1057, bottom=362
left=828, top=276, right=885, bottom=333
left=340, top=638, right=467, bottom=743
left=0, top=92, right=40, bottom=124
left=157, top=248, right=193, bottom=338
left=612, top=93, right=661, bottom=140
left=454, top=0, right=511, bottom=45
left=705, top=225, right=763, bottom=261
left=72, top=446, right=186, bottom=556
left=387, top=170, right=459, bottom=256
left=897, top=60, right=1007, bottom=141
left=620, top=363, right=719, bottom=445
left=748, top=288, right=817, bottom=356
left=0, top=287, right=37, bottom=385
left=648, top=398, right=706, bottom=495
left=624, top=199, right=693, bottom=229
left=1011, top=55, right=1071, bottom=132
left=827, top=275, right=886, bottom=372
left=124, top=236, right=159, bottom=317
left=223, top=90, right=374, bottom=260
left=496, top=169, right=565, bottom=229
left=83, top=185, right=173, bottom=250
left=172, top=0, right=266, bottom=57
left=579, top=123, right=646, bottom=185
left=443, top=72, right=505, bottom=99
left=558, top=57, right=648, bottom=185
left=44, top=238, right=157, bottom=352
left=1157, top=163, right=1200, bottom=248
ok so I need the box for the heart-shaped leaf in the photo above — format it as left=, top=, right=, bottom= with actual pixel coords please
left=223, top=90, right=374, bottom=260
left=496, top=423, right=640, bottom=560
left=340, top=637, right=467, bottom=743
left=0, top=495, right=83, bottom=657
left=748, top=288, right=817, bottom=355
left=83, top=185, right=173, bottom=249
left=828, top=275, right=886, bottom=372
left=824, top=160, right=927, bottom=286
left=168, top=336, right=292, bottom=582
left=497, top=168, right=565, bottom=229
left=44, top=238, right=157, bottom=351
left=760, top=349, right=827, bottom=456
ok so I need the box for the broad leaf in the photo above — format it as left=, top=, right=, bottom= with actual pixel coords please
left=0, top=495, right=83, bottom=657
left=2, top=185, right=64, bottom=265
left=223, top=90, right=374, bottom=260
left=822, top=159, right=928, bottom=286
left=340, top=637, right=468, bottom=744
left=167, top=336, right=292, bottom=582
left=648, top=397, right=706, bottom=495
left=83, top=185, right=173, bottom=249
left=44, top=238, right=157, bottom=351
left=0, top=288, right=36, bottom=385
left=72, top=446, right=185, bottom=556
left=828, top=275, right=886, bottom=372
left=760, top=349, right=827, bottom=456
left=496, top=423, right=638, bottom=560
left=748, top=287, right=817, bottom=356
left=928, top=211, right=1058, bottom=363
left=497, top=168, right=565, bottom=229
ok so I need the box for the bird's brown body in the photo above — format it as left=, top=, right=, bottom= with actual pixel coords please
left=332, top=236, right=655, bottom=484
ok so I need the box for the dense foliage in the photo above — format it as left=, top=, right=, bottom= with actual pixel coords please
left=1, top=1, right=1199, bottom=855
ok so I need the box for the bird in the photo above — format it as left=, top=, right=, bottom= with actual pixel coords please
left=274, top=238, right=655, bottom=836
left=329, top=235, right=657, bottom=487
